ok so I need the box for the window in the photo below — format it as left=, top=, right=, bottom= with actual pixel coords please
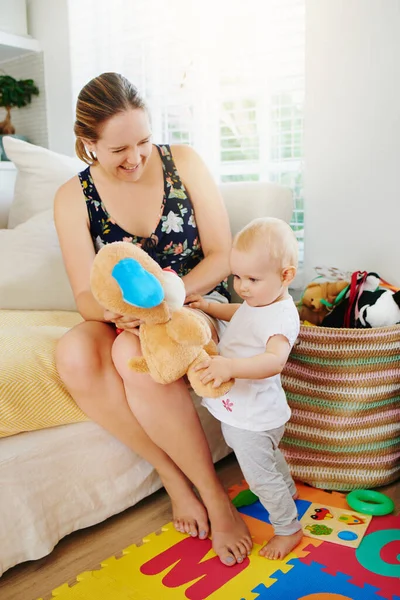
left=68, top=0, right=305, bottom=254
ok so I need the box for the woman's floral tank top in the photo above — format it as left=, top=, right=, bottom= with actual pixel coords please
left=78, top=144, right=229, bottom=300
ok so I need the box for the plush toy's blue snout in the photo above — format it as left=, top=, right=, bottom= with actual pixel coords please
left=112, top=258, right=164, bottom=308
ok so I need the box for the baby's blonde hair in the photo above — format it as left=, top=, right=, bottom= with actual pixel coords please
left=233, top=217, right=298, bottom=270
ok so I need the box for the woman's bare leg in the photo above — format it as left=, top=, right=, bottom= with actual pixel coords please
left=112, top=331, right=252, bottom=565
left=56, top=321, right=209, bottom=538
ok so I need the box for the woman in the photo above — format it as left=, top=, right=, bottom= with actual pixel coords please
left=54, top=72, right=252, bottom=566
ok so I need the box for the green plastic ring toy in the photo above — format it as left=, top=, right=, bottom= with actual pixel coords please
left=347, top=489, right=394, bottom=516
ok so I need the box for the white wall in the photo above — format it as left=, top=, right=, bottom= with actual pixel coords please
left=0, top=0, right=27, bottom=35
left=304, top=0, right=400, bottom=286
left=27, top=0, right=74, bottom=155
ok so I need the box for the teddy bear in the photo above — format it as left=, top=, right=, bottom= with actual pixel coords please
left=298, top=280, right=349, bottom=325
left=90, top=241, right=234, bottom=398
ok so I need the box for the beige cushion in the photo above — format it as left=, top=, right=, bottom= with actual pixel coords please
left=3, top=136, right=84, bottom=228
left=220, top=181, right=293, bottom=236
left=0, top=210, right=76, bottom=311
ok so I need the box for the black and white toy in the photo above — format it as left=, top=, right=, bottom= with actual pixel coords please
left=322, top=272, right=400, bottom=329
left=357, top=289, right=400, bottom=328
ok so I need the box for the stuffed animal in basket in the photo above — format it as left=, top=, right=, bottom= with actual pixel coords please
left=90, top=241, right=234, bottom=398
left=322, top=272, right=400, bottom=328
left=298, top=280, right=349, bottom=325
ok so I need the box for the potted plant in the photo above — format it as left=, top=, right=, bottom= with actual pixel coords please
left=0, top=74, right=39, bottom=134
left=0, top=74, right=39, bottom=160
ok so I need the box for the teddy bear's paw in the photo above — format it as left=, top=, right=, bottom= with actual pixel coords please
left=189, top=377, right=234, bottom=399
left=206, top=379, right=234, bottom=398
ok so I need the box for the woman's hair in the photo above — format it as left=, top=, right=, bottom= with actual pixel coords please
left=74, top=72, right=147, bottom=165
left=233, top=217, right=299, bottom=269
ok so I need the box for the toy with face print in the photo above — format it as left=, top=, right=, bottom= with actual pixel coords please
left=90, top=241, right=234, bottom=397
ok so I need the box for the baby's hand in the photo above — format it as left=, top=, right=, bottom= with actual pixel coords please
left=186, top=294, right=210, bottom=312
left=195, top=356, right=233, bottom=388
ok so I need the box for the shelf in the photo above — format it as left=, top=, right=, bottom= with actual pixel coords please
left=0, top=30, right=41, bottom=62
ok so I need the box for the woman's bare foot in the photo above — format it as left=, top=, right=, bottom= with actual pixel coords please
left=209, top=497, right=253, bottom=566
left=259, top=528, right=303, bottom=560
left=171, top=488, right=209, bottom=539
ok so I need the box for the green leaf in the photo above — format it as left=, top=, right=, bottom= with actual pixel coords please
left=0, top=74, right=39, bottom=109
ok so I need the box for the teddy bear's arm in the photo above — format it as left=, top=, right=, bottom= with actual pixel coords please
left=128, top=357, right=150, bottom=373
left=204, top=339, right=218, bottom=356
left=166, top=309, right=210, bottom=346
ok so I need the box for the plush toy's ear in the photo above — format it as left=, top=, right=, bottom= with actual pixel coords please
left=162, top=268, right=186, bottom=311
left=112, top=258, right=164, bottom=308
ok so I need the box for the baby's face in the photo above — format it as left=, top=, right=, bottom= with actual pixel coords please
left=230, top=247, right=286, bottom=307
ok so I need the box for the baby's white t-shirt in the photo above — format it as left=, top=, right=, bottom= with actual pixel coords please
left=202, top=297, right=300, bottom=431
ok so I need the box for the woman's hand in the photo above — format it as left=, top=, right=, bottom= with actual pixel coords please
left=104, top=310, right=143, bottom=336
left=195, top=356, right=233, bottom=388
left=185, top=294, right=210, bottom=312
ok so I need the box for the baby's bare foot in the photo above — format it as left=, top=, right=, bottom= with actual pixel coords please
left=259, top=529, right=303, bottom=560
left=171, top=489, right=209, bottom=539
left=211, top=501, right=253, bottom=566
left=292, top=490, right=299, bottom=501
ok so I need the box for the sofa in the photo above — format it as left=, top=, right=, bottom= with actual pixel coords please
left=0, top=136, right=294, bottom=576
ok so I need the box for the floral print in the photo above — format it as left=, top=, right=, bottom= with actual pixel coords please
left=162, top=210, right=184, bottom=234
left=222, top=398, right=234, bottom=412
left=79, top=144, right=229, bottom=299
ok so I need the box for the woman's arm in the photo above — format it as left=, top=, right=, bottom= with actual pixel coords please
left=171, top=145, right=232, bottom=297
left=55, top=180, right=145, bottom=331
left=54, top=178, right=106, bottom=321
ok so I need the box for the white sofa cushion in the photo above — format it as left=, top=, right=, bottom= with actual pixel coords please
left=0, top=209, right=76, bottom=310
left=220, top=181, right=293, bottom=236
left=3, top=136, right=84, bottom=229
left=0, top=401, right=230, bottom=575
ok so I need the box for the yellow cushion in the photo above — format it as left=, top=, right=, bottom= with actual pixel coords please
left=0, top=310, right=88, bottom=438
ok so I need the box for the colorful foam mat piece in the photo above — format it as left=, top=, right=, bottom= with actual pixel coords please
left=37, top=482, right=400, bottom=600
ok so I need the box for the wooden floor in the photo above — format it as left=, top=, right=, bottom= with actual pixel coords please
left=0, top=455, right=399, bottom=600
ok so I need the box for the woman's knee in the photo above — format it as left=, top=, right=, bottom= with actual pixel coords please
left=111, top=331, right=142, bottom=381
left=56, top=322, right=115, bottom=388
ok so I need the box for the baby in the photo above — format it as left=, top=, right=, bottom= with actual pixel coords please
left=187, top=217, right=303, bottom=560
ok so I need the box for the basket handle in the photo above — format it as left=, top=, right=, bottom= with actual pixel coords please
left=344, top=271, right=368, bottom=328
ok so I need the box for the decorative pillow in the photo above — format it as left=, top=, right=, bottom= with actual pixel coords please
left=0, top=310, right=86, bottom=438
left=0, top=209, right=76, bottom=310
left=3, top=136, right=84, bottom=229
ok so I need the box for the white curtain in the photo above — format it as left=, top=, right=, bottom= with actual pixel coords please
left=68, top=0, right=305, bottom=248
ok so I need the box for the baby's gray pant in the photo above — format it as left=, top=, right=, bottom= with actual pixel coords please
left=222, top=422, right=301, bottom=536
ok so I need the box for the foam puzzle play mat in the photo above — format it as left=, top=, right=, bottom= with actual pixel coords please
left=38, top=482, right=400, bottom=600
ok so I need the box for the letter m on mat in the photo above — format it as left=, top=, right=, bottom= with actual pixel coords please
left=140, top=536, right=248, bottom=599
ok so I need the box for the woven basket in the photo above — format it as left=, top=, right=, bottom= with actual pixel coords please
left=281, top=324, right=400, bottom=491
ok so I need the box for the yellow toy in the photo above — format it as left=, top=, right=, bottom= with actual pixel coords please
left=90, top=241, right=233, bottom=398
left=298, top=280, right=349, bottom=325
